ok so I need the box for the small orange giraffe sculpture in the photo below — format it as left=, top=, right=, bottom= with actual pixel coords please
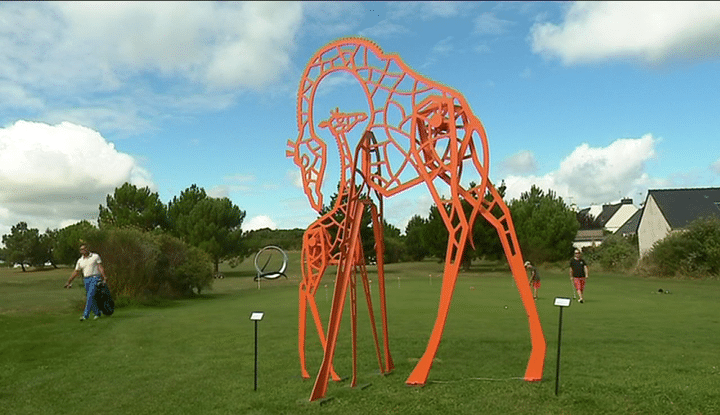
left=293, top=108, right=393, bottom=384
left=287, top=37, right=546, bottom=402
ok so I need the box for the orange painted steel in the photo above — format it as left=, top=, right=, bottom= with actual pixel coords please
left=287, top=37, right=546, bottom=402
left=289, top=107, right=393, bottom=389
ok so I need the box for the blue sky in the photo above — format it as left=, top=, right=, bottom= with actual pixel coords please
left=1, top=1, right=720, bottom=238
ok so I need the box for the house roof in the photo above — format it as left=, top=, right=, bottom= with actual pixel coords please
left=615, top=207, right=642, bottom=235
left=575, top=229, right=605, bottom=242
left=647, top=187, right=720, bottom=229
left=597, top=204, right=622, bottom=226
left=588, top=198, right=632, bottom=227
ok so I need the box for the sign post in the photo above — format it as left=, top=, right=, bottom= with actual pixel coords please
left=553, top=297, right=571, bottom=396
left=249, top=311, right=265, bottom=391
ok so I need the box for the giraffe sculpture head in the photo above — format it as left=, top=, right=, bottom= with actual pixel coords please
left=287, top=107, right=368, bottom=212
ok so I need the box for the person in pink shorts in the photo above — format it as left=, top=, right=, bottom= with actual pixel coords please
left=569, top=249, right=589, bottom=303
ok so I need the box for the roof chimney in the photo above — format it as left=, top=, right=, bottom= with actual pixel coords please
left=621, top=198, right=633, bottom=205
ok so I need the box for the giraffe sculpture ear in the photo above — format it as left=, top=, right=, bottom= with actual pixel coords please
left=286, top=140, right=296, bottom=158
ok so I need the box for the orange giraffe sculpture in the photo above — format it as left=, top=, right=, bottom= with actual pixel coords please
left=292, top=108, right=393, bottom=384
left=287, top=37, right=546, bottom=401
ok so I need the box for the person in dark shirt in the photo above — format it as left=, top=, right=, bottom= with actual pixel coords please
left=569, top=249, right=589, bottom=303
left=524, top=261, right=540, bottom=299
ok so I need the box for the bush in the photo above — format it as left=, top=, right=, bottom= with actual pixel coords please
left=592, top=234, right=639, bottom=271
left=641, top=216, right=720, bottom=278
left=83, top=228, right=213, bottom=299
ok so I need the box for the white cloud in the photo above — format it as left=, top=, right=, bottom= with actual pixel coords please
left=501, top=150, right=538, bottom=175
left=54, top=2, right=303, bottom=90
left=473, top=12, right=514, bottom=35
left=288, top=169, right=304, bottom=189
left=207, top=174, right=257, bottom=198
left=712, top=159, right=720, bottom=175
left=206, top=187, right=229, bottom=199
left=384, top=190, right=434, bottom=233
left=359, top=20, right=410, bottom=39
left=302, top=1, right=365, bottom=37
left=530, top=2, right=720, bottom=66
left=0, top=2, right=303, bottom=133
left=244, top=215, right=277, bottom=232
left=421, top=37, right=456, bottom=69
left=502, top=134, right=660, bottom=207
left=0, top=120, right=154, bottom=237
left=387, top=2, right=466, bottom=21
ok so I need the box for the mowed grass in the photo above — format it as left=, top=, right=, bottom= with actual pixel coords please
left=1, top=254, right=719, bottom=414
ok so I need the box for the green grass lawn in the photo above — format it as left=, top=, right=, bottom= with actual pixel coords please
left=1, top=255, right=718, bottom=414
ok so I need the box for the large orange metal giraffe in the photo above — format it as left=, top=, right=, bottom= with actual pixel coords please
left=292, top=108, right=393, bottom=383
left=287, top=37, right=546, bottom=402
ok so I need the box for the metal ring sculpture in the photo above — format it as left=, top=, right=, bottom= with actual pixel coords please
left=253, top=245, right=288, bottom=281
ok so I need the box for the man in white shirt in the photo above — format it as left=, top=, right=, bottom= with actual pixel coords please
left=65, top=245, right=108, bottom=321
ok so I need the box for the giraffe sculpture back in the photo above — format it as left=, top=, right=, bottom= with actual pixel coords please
left=287, top=37, right=546, bottom=402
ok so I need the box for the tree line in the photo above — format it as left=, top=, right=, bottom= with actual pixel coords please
left=402, top=183, right=579, bottom=267
left=1, top=181, right=607, bottom=284
left=1, top=183, right=247, bottom=272
left=0, top=183, right=249, bottom=298
left=299, top=182, right=580, bottom=268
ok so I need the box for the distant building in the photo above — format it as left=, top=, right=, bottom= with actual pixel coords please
left=615, top=208, right=643, bottom=237
left=573, top=229, right=606, bottom=250
left=573, top=198, right=638, bottom=249
left=599, top=198, right=639, bottom=233
left=637, top=188, right=720, bottom=256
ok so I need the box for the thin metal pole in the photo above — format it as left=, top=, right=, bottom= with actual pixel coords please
left=254, top=320, right=258, bottom=391
left=555, top=307, right=564, bottom=396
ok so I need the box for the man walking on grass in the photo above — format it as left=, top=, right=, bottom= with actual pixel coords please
left=569, top=249, right=589, bottom=303
left=65, top=244, right=108, bottom=321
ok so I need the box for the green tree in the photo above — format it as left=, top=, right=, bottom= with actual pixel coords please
left=417, top=181, right=507, bottom=269
left=381, top=219, right=405, bottom=264
left=404, top=214, right=429, bottom=261
left=171, top=193, right=246, bottom=274
left=319, top=185, right=377, bottom=263
left=423, top=204, right=451, bottom=262
left=167, top=184, right=207, bottom=231
left=509, top=185, right=578, bottom=264
left=577, top=210, right=603, bottom=230
left=243, top=228, right=305, bottom=256
left=1, top=222, right=45, bottom=271
left=467, top=181, right=507, bottom=263
left=51, top=220, right=97, bottom=265
left=98, top=183, right=168, bottom=231
left=37, top=230, right=56, bottom=268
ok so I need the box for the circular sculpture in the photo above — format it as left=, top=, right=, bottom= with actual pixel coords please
left=253, top=245, right=288, bottom=281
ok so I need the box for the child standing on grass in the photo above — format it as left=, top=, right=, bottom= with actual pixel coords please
left=64, top=244, right=108, bottom=321
left=524, top=261, right=540, bottom=299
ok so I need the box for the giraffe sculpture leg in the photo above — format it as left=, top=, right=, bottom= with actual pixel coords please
left=298, top=224, right=341, bottom=382
left=368, top=203, right=394, bottom=373
left=405, top=182, right=546, bottom=385
left=479, top=183, right=546, bottom=381
left=310, top=201, right=366, bottom=401
left=405, top=201, right=470, bottom=385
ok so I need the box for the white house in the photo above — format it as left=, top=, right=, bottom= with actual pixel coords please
left=573, top=198, right=639, bottom=249
left=600, top=198, right=639, bottom=233
left=637, top=188, right=720, bottom=257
